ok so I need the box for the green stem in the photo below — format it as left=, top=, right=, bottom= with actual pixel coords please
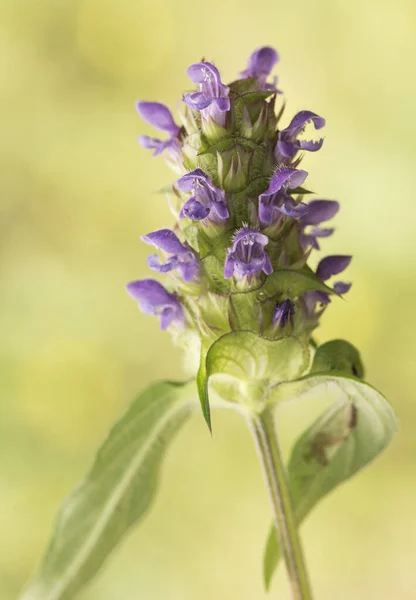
left=247, top=410, right=314, bottom=600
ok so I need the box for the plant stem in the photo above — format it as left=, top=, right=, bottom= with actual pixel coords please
left=247, top=410, right=314, bottom=600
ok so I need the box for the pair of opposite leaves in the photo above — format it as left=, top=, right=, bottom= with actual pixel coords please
left=21, top=335, right=396, bottom=600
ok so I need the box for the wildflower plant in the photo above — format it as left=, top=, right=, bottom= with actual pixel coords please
left=22, top=47, right=397, bottom=600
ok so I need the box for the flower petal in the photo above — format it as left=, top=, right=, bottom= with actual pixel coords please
left=176, top=168, right=215, bottom=192
left=178, top=260, right=198, bottom=283
left=282, top=110, right=326, bottom=137
left=260, top=167, right=308, bottom=199
left=243, top=46, right=279, bottom=78
left=214, top=97, right=231, bottom=112
left=301, top=200, right=339, bottom=226
left=211, top=200, right=229, bottom=219
left=126, top=279, right=173, bottom=313
left=232, top=227, right=269, bottom=250
left=159, top=307, right=177, bottom=330
left=299, top=138, right=324, bottom=152
left=187, top=62, right=222, bottom=85
left=183, top=92, right=212, bottom=111
left=224, top=255, right=235, bottom=279
left=141, top=229, right=187, bottom=254
left=136, top=101, right=180, bottom=136
left=263, top=253, right=273, bottom=275
left=126, top=279, right=183, bottom=329
left=146, top=254, right=179, bottom=273
left=333, top=281, right=352, bottom=294
left=279, top=195, right=309, bottom=218
left=316, top=255, right=352, bottom=281
left=180, top=198, right=210, bottom=220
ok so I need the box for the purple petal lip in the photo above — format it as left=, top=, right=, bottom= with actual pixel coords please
left=136, top=101, right=181, bottom=136
left=141, top=229, right=187, bottom=254
left=176, top=169, right=217, bottom=193
left=186, top=62, right=222, bottom=85
left=183, top=92, right=212, bottom=111
left=260, top=167, right=308, bottom=199
left=126, top=279, right=184, bottom=330
left=277, top=111, right=326, bottom=159
left=333, top=281, right=352, bottom=295
left=258, top=168, right=309, bottom=225
left=279, top=195, right=309, bottom=218
left=300, top=200, right=339, bottom=226
left=316, top=255, right=352, bottom=281
left=180, top=198, right=211, bottom=220
left=138, top=135, right=179, bottom=157
left=147, top=254, right=179, bottom=273
left=231, top=227, right=269, bottom=250
left=299, top=139, right=324, bottom=152
left=243, top=46, right=279, bottom=78
left=282, top=111, right=326, bottom=136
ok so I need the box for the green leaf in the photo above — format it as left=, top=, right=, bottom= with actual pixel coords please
left=21, top=380, right=196, bottom=600
left=311, top=339, right=365, bottom=379
left=256, top=269, right=335, bottom=303
left=289, top=186, right=314, bottom=195
left=263, top=373, right=397, bottom=589
left=196, top=340, right=213, bottom=432
left=199, top=331, right=310, bottom=413
left=236, top=90, right=275, bottom=103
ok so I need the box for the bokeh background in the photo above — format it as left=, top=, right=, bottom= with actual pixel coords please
left=2, top=0, right=416, bottom=598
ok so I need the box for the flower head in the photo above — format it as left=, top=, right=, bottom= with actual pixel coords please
left=126, top=279, right=184, bottom=330
left=183, top=62, right=230, bottom=126
left=136, top=102, right=181, bottom=158
left=276, top=111, right=325, bottom=160
left=176, top=168, right=229, bottom=222
left=259, top=167, right=309, bottom=225
left=240, top=46, right=280, bottom=90
left=141, top=229, right=199, bottom=282
left=224, top=227, right=273, bottom=279
left=130, top=48, right=353, bottom=351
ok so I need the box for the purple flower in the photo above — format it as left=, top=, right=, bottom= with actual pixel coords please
left=276, top=111, right=325, bottom=160
left=176, top=168, right=229, bottom=222
left=258, top=167, right=309, bottom=225
left=299, top=200, right=339, bottom=250
left=224, top=227, right=273, bottom=279
left=303, top=255, right=352, bottom=319
left=273, top=299, right=295, bottom=328
left=136, top=101, right=181, bottom=157
left=316, top=255, right=352, bottom=297
left=126, top=279, right=184, bottom=330
left=183, top=62, right=230, bottom=126
left=141, top=229, right=199, bottom=283
left=240, top=46, right=280, bottom=91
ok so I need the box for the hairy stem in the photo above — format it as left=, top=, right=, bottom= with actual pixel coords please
left=247, top=410, right=313, bottom=600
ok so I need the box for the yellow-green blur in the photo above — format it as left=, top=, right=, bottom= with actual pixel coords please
left=1, top=1, right=415, bottom=598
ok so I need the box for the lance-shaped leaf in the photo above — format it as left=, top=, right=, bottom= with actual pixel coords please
left=21, top=380, right=196, bottom=600
left=263, top=373, right=397, bottom=589
left=197, top=331, right=310, bottom=421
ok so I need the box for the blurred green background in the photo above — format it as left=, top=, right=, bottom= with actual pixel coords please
left=2, top=0, right=416, bottom=598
